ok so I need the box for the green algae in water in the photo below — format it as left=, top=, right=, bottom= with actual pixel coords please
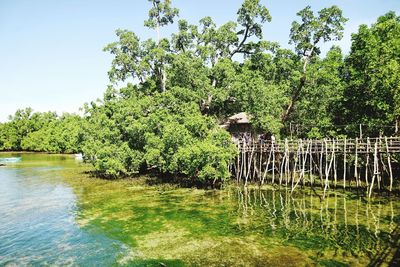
left=1, top=153, right=400, bottom=266
left=68, top=178, right=400, bottom=266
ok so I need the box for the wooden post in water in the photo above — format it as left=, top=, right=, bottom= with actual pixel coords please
left=259, top=143, right=263, bottom=183
left=377, top=137, right=382, bottom=190
left=236, top=143, right=241, bottom=183
left=309, top=140, right=313, bottom=186
left=355, top=138, right=359, bottom=188
left=262, top=144, right=273, bottom=185
left=285, top=139, right=290, bottom=186
left=245, top=145, right=255, bottom=186
left=323, top=139, right=329, bottom=196
left=369, top=141, right=379, bottom=198
left=279, top=142, right=286, bottom=186
left=333, top=139, right=337, bottom=188
left=272, top=140, right=276, bottom=184
left=319, top=141, right=324, bottom=187
left=343, top=138, right=347, bottom=189
left=385, top=137, right=393, bottom=192
left=365, top=137, right=370, bottom=188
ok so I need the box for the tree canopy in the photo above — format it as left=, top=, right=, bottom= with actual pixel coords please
left=1, top=1, right=398, bottom=183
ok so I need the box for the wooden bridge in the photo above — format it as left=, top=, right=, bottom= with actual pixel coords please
left=231, top=136, right=400, bottom=197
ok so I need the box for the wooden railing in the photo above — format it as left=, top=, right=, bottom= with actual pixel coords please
left=231, top=136, right=400, bottom=197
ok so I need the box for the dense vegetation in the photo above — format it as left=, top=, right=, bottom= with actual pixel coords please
left=1, top=0, right=399, bottom=183
left=0, top=108, right=82, bottom=153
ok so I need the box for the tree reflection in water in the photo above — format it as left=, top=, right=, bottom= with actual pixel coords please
left=234, top=187, right=399, bottom=262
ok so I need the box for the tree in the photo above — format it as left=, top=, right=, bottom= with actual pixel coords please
left=290, top=46, right=345, bottom=138
left=81, top=85, right=236, bottom=183
left=282, top=5, right=347, bottom=122
left=0, top=108, right=83, bottom=153
left=341, top=12, right=400, bottom=136
left=144, top=0, right=179, bottom=92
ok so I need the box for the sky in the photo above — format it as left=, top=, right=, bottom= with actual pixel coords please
left=0, top=0, right=399, bottom=122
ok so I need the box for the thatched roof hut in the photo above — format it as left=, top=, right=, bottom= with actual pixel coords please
left=220, top=112, right=252, bottom=134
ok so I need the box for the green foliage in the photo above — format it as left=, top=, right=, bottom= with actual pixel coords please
left=21, top=114, right=83, bottom=153
left=341, top=12, right=400, bottom=136
left=290, top=6, right=348, bottom=58
left=81, top=86, right=236, bottom=182
left=144, top=0, right=179, bottom=30
left=2, top=1, right=399, bottom=183
left=291, top=46, right=346, bottom=137
left=282, top=5, right=348, bottom=123
left=0, top=110, right=83, bottom=153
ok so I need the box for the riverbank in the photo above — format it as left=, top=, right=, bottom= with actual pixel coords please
left=1, top=153, right=399, bottom=266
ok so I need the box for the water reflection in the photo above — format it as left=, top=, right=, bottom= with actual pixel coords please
left=1, top=153, right=399, bottom=266
left=233, top=187, right=399, bottom=262
left=0, top=157, right=132, bottom=266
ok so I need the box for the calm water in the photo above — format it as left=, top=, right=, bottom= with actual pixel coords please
left=0, top=153, right=399, bottom=266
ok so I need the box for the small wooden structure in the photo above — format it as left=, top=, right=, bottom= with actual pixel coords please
left=221, top=112, right=252, bottom=134
left=230, top=136, right=400, bottom=197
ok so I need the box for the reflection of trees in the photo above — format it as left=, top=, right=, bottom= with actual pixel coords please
left=234, top=188, right=398, bottom=259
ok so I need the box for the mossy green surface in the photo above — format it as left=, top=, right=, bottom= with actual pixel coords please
left=1, top=153, right=400, bottom=266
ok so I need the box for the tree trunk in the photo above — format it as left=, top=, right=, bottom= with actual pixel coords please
left=281, top=75, right=306, bottom=122
left=161, top=66, right=166, bottom=93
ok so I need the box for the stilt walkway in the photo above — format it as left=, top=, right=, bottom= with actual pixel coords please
left=231, top=136, right=400, bottom=197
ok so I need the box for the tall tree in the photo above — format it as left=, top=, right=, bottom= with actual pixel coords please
left=341, top=12, right=400, bottom=136
left=291, top=46, right=345, bottom=138
left=282, top=5, right=347, bottom=122
left=144, top=0, right=179, bottom=92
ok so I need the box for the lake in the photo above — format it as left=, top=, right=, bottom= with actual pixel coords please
left=0, top=153, right=399, bottom=266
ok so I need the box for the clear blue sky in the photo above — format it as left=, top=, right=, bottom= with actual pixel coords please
left=0, top=0, right=399, bottom=122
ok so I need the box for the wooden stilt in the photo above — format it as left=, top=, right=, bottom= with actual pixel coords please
left=232, top=136, right=398, bottom=194
left=369, top=141, right=378, bottom=198
left=333, top=139, right=337, bottom=188
left=272, top=141, right=276, bottom=184
left=320, top=141, right=324, bottom=187
left=377, top=137, right=382, bottom=190
left=259, top=143, right=263, bottom=182
left=355, top=137, right=359, bottom=188
left=365, top=138, right=370, bottom=188
left=262, top=144, right=273, bottom=185
left=309, top=140, right=313, bottom=186
left=285, top=139, right=290, bottom=186
left=343, top=138, right=347, bottom=189
left=385, top=137, right=393, bottom=192
left=245, top=145, right=255, bottom=186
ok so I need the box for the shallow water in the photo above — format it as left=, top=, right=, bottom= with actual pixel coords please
left=0, top=153, right=399, bottom=266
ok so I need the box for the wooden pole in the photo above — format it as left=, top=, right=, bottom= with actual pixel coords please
left=292, top=139, right=309, bottom=192
left=272, top=141, right=276, bottom=184
left=343, top=138, right=347, bottom=189
left=365, top=137, right=370, bottom=188
left=309, top=140, right=313, bottom=186
left=285, top=139, right=290, bottom=186
left=236, top=143, right=241, bottom=183
left=369, top=141, right=378, bottom=198
left=241, top=142, right=245, bottom=183
left=320, top=141, right=324, bottom=187
left=262, top=143, right=273, bottom=185
left=333, top=139, right=337, bottom=188
left=385, top=137, right=393, bottom=192
left=324, top=139, right=329, bottom=196
left=279, top=144, right=286, bottom=185
left=355, top=137, right=359, bottom=188
left=245, top=145, right=255, bottom=186
left=377, top=137, right=382, bottom=190
left=259, top=143, right=263, bottom=182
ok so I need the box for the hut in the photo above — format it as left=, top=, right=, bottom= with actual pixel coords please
left=220, top=112, right=255, bottom=142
